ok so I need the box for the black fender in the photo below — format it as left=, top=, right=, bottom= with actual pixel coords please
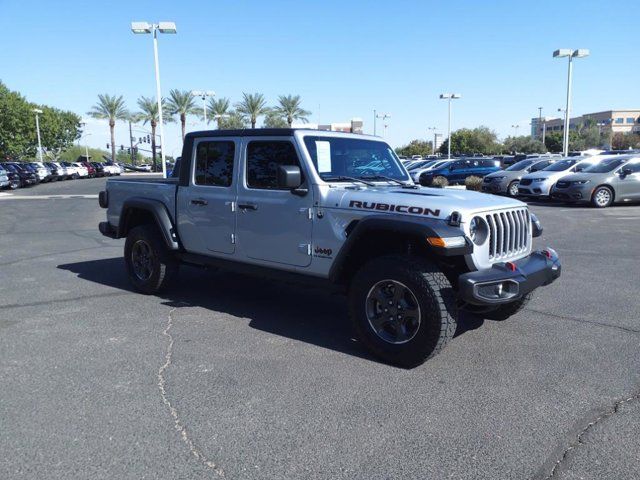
left=118, top=197, right=179, bottom=250
left=328, top=214, right=472, bottom=283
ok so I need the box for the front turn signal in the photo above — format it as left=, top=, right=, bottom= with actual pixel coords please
left=427, top=236, right=467, bottom=248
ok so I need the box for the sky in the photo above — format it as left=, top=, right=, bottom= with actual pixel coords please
left=1, top=0, right=639, bottom=157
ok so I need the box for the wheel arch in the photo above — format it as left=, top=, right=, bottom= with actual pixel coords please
left=118, top=197, right=179, bottom=250
left=592, top=183, right=616, bottom=202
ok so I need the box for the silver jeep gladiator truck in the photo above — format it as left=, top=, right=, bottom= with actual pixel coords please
left=98, top=129, right=561, bottom=367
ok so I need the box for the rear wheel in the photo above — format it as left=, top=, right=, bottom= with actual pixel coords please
left=348, top=255, right=457, bottom=368
left=507, top=181, right=520, bottom=197
left=124, top=224, right=179, bottom=294
left=591, top=186, right=613, bottom=208
left=9, top=180, right=20, bottom=190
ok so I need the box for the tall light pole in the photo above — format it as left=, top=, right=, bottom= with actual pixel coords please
left=191, top=90, right=215, bottom=125
left=537, top=106, right=543, bottom=139
left=511, top=124, right=520, bottom=136
left=376, top=112, right=391, bottom=137
left=427, top=127, right=437, bottom=154
left=131, top=21, right=177, bottom=178
left=440, top=93, right=461, bottom=159
left=33, top=108, right=43, bottom=162
left=553, top=48, right=590, bottom=156
left=79, top=123, right=92, bottom=161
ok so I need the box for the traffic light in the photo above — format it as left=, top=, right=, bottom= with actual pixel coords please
left=106, top=143, right=110, bottom=149
left=120, top=145, right=124, bottom=151
left=127, top=148, right=131, bottom=154
left=147, top=134, right=151, bottom=143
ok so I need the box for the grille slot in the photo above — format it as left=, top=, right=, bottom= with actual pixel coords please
left=519, top=178, right=532, bottom=186
left=485, top=208, right=530, bottom=259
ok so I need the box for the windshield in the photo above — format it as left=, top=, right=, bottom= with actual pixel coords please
left=407, top=160, right=433, bottom=171
left=303, top=136, right=409, bottom=182
left=505, top=159, right=535, bottom=171
left=542, top=159, right=576, bottom=172
left=582, top=158, right=627, bottom=173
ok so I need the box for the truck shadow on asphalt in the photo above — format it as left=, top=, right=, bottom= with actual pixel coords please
left=58, top=257, right=485, bottom=365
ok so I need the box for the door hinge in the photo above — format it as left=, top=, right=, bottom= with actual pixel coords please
left=299, top=207, right=313, bottom=219
left=298, top=243, right=312, bottom=255
left=231, top=233, right=236, bottom=244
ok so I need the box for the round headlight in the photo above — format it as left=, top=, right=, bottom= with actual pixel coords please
left=469, top=216, right=488, bottom=245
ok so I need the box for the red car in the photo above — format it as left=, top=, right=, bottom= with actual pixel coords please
left=80, top=161, right=96, bottom=177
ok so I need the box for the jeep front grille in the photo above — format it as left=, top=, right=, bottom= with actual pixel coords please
left=485, top=208, right=530, bottom=259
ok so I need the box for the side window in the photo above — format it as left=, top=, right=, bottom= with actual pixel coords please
left=625, top=162, right=640, bottom=173
left=194, top=141, right=235, bottom=187
left=246, top=141, right=301, bottom=189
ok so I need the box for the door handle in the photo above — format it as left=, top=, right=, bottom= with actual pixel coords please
left=190, top=198, right=208, bottom=206
left=238, top=202, right=258, bottom=211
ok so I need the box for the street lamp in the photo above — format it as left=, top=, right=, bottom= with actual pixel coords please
left=32, top=108, right=43, bottom=162
left=79, top=122, right=92, bottom=162
left=374, top=110, right=391, bottom=136
left=427, top=126, right=437, bottom=155
left=191, top=90, right=215, bottom=125
left=440, top=93, right=461, bottom=159
left=511, top=124, right=520, bottom=136
left=553, top=48, right=590, bottom=156
left=131, top=21, right=177, bottom=178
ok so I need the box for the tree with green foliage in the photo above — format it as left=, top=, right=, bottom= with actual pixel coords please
left=207, top=97, right=231, bottom=129
left=59, top=145, right=110, bottom=163
left=219, top=110, right=248, bottom=129
left=166, top=89, right=198, bottom=141
left=132, top=96, right=174, bottom=171
left=503, top=136, right=547, bottom=154
left=439, top=126, right=501, bottom=156
left=544, top=132, right=563, bottom=152
left=272, top=94, right=311, bottom=126
left=263, top=111, right=289, bottom=128
left=611, top=132, right=640, bottom=150
left=235, top=93, right=270, bottom=128
left=87, top=94, right=129, bottom=163
left=395, top=139, right=434, bottom=157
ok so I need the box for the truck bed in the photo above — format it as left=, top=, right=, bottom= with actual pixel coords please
left=106, top=177, right=178, bottom=227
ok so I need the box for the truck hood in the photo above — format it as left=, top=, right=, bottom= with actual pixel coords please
left=321, top=185, right=525, bottom=222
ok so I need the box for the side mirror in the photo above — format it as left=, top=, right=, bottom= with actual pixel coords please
left=277, top=165, right=302, bottom=189
left=621, top=167, right=633, bottom=176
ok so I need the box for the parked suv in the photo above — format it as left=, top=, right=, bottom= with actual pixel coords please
left=0, top=164, right=10, bottom=189
left=482, top=158, right=556, bottom=197
left=98, top=128, right=561, bottom=367
left=551, top=155, right=640, bottom=207
left=1, top=163, right=37, bottom=187
left=418, top=158, right=501, bottom=186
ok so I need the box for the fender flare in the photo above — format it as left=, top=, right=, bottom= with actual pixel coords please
left=328, top=214, right=472, bottom=283
left=118, top=197, right=179, bottom=250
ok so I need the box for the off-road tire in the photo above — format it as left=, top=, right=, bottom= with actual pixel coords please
left=124, top=224, right=179, bottom=294
left=507, top=181, right=519, bottom=197
left=483, top=293, right=532, bottom=321
left=348, top=255, right=457, bottom=368
left=591, top=186, right=613, bottom=208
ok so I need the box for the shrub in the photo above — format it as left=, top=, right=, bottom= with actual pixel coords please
left=465, top=176, right=483, bottom=191
left=431, top=176, right=449, bottom=188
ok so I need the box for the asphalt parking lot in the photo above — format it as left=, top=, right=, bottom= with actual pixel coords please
left=1, top=177, right=639, bottom=480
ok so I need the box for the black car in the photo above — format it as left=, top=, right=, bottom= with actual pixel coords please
left=91, top=162, right=105, bottom=177
left=1, top=163, right=37, bottom=187
left=44, top=162, right=62, bottom=181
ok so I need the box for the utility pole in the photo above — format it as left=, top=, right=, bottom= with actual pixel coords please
left=427, top=127, right=437, bottom=155
left=33, top=109, right=43, bottom=162
left=129, top=121, right=135, bottom=164
left=538, top=107, right=543, bottom=139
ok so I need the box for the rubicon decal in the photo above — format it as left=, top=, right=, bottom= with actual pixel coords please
left=349, top=200, right=440, bottom=217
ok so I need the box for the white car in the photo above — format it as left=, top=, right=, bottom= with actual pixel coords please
left=103, top=163, right=122, bottom=176
left=518, top=156, right=613, bottom=198
left=72, top=163, right=89, bottom=178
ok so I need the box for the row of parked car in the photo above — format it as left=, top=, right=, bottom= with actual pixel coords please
left=401, top=151, right=640, bottom=208
left=0, top=161, right=124, bottom=190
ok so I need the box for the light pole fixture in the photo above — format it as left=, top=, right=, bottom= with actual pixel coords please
left=511, top=124, right=520, bottom=136
left=553, top=48, right=589, bottom=156
left=79, top=122, right=92, bottom=162
left=191, top=90, right=215, bottom=125
left=440, top=93, right=461, bottom=159
left=131, top=21, right=177, bottom=177
left=32, top=108, right=43, bottom=162
left=374, top=111, right=391, bottom=136
left=427, top=126, right=437, bottom=155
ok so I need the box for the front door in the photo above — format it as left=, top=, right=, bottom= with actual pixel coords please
left=616, top=161, right=640, bottom=200
left=236, top=138, right=313, bottom=267
left=176, top=138, right=237, bottom=255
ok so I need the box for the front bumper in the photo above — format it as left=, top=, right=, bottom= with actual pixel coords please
left=482, top=178, right=509, bottom=194
left=458, top=249, right=561, bottom=306
left=518, top=181, right=552, bottom=197
left=551, top=184, right=592, bottom=202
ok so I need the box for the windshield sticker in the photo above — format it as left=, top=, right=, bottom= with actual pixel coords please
left=316, top=141, right=332, bottom=173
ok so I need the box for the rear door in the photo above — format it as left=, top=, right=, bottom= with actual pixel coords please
left=176, top=137, right=238, bottom=255
left=615, top=161, right=640, bottom=200
left=235, top=138, right=313, bottom=267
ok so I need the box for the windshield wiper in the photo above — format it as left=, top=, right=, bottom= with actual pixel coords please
left=322, top=175, right=375, bottom=186
left=360, top=175, right=418, bottom=189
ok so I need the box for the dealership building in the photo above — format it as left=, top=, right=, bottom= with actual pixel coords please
left=531, top=109, right=640, bottom=137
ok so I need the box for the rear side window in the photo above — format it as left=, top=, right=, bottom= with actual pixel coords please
left=246, top=141, right=301, bottom=189
left=194, top=141, right=235, bottom=187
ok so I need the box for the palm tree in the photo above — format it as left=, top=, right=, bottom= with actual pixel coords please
left=166, top=89, right=198, bottom=141
left=273, top=94, right=311, bottom=127
left=208, top=97, right=231, bottom=129
left=235, top=93, right=270, bottom=128
left=87, top=94, right=129, bottom=163
left=133, top=96, right=174, bottom=171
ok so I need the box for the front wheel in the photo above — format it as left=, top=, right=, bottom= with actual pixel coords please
left=591, top=186, right=613, bottom=208
left=507, top=181, right=519, bottom=197
left=348, top=255, right=457, bottom=368
left=124, top=224, right=179, bottom=294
